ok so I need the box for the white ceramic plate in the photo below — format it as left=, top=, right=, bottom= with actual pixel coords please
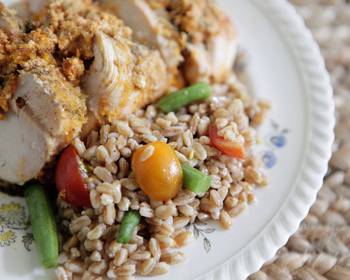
left=0, top=0, right=334, bottom=279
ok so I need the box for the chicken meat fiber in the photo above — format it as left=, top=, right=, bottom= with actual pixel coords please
left=0, top=0, right=238, bottom=185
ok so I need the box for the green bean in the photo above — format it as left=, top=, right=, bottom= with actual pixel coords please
left=24, top=183, right=58, bottom=268
left=158, top=82, right=211, bottom=112
left=117, top=210, right=141, bottom=244
left=182, top=163, right=212, bottom=194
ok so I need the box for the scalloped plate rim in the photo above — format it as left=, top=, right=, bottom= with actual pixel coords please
left=195, top=0, right=334, bottom=279
left=0, top=1, right=335, bottom=280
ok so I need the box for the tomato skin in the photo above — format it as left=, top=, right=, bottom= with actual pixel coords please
left=55, top=146, right=91, bottom=208
left=208, top=125, right=245, bottom=159
left=132, top=142, right=183, bottom=201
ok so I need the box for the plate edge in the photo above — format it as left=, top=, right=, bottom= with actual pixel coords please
left=197, top=1, right=335, bottom=279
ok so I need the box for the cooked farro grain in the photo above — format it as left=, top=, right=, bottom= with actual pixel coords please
left=130, top=251, right=152, bottom=261
left=70, top=216, right=91, bottom=233
left=174, top=231, right=193, bottom=247
left=94, top=166, right=113, bottom=183
left=118, top=158, right=129, bottom=179
left=100, top=194, right=114, bottom=206
left=88, top=260, right=107, bottom=274
left=118, top=276, right=135, bottom=280
left=139, top=202, right=154, bottom=218
left=58, top=252, right=69, bottom=265
left=107, top=241, right=122, bottom=258
left=124, top=243, right=138, bottom=255
left=156, top=235, right=175, bottom=249
left=118, top=197, right=131, bottom=211
left=57, top=58, right=269, bottom=279
left=83, top=146, right=98, bottom=161
left=173, top=190, right=196, bottom=206
left=114, top=248, right=129, bottom=266
left=64, top=259, right=84, bottom=274
left=121, top=178, right=139, bottom=191
left=89, top=189, right=101, bottom=209
left=55, top=267, right=70, bottom=280
left=121, top=147, right=132, bottom=158
left=197, top=212, right=210, bottom=221
left=150, top=262, right=170, bottom=276
left=63, top=236, right=78, bottom=252
left=84, top=239, right=103, bottom=252
left=219, top=210, right=232, bottom=229
left=116, top=263, right=136, bottom=276
left=116, top=210, right=125, bottom=223
left=155, top=205, right=177, bottom=219
left=161, top=251, right=185, bottom=265
left=113, top=121, right=134, bottom=137
left=228, top=202, right=247, bottom=217
left=155, top=223, right=175, bottom=236
left=72, top=137, right=86, bottom=156
left=90, top=250, right=102, bottom=262
left=148, top=238, right=161, bottom=261
left=87, top=224, right=106, bottom=240
left=178, top=204, right=195, bottom=216
left=209, top=189, right=224, bottom=208
left=138, top=257, right=157, bottom=275
left=193, top=142, right=207, bottom=161
left=77, top=226, right=90, bottom=241
left=81, top=271, right=94, bottom=280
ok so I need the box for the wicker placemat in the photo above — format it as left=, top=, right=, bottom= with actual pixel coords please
left=249, top=1, right=350, bottom=279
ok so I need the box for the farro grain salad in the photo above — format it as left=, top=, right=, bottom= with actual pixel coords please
left=0, top=0, right=270, bottom=279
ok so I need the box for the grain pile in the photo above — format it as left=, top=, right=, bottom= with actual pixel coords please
left=55, top=72, right=269, bottom=279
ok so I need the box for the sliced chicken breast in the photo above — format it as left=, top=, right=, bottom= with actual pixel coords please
left=0, top=111, right=57, bottom=185
left=83, top=31, right=167, bottom=123
left=0, top=60, right=87, bottom=185
left=182, top=43, right=210, bottom=85
left=100, top=0, right=184, bottom=88
left=182, top=7, right=238, bottom=83
left=102, top=0, right=238, bottom=84
left=12, top=61, right=86, bottom=140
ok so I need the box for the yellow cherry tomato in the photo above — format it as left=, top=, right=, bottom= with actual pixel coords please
left=132, top=142, right=183, bottom=201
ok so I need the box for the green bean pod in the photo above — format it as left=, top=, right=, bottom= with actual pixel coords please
left=158, top=82, right=212, bottom=113
left=117, top=210, right=141, bottom=244
left=182, top=163, right=212, bottom=194
left=24, top=183, right=59, bottom=268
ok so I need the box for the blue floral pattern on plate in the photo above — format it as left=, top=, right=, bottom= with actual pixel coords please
left=262, top=120, right=289, bottom=169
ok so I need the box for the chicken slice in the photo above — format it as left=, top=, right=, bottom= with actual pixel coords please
left=182, top=43, right=210, bottom=85
left=9, top=0, right=46, bottom=20
left=83, top=31, right=167, bottom=124
left=102, top=0, right=238, bottom=84
left=0, top=111, right=57, bottom=185
left=182, top=8, right=238, bottom=83
left=100, top=0, right=184, bottom=88
left=12, top=61, right=86, bottom=140
left=0, top=2, right=23, bottom=33
left=0, top=60, right=87, bottom=185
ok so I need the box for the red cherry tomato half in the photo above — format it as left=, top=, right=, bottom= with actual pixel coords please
left=55, top=145, right=91, bottom=208
left=208, top=124, right=245, bottom=159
